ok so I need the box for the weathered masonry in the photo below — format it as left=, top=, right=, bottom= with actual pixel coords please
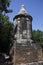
left=13, top=5, right=42, bottom=65
left=13, top=5, right=32, bottom=45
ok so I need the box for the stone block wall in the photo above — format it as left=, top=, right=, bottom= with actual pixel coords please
left=13, top=45, right=42, bottom=65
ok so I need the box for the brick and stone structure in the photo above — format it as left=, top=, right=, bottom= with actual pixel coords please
left=13, top=5, right=33, bottom=45
left=13, top=5, right=42, bottom=65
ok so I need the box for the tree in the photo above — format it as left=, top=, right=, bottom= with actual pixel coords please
left=0, top=0, right=13, bottom=55
left=0, top=15, right=14, bottom=54
left=0, top=0, right=12, bottom=14
left=32, top=30, right=43, bottom=51
left=32, top=30, right=43, bottom=43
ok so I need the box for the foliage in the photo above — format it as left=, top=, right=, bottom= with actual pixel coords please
left=0, top=0, right=12, bottom=14
left=0, top=14, right=14, bottom=54
left=32, top=30, right=43, bottom=43
left=0, top=0, right=13, bottom=55
left=32, top=30, right=43, bottom=49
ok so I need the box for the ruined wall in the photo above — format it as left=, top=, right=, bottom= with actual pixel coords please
left=13, top=45, right=42, bottom=65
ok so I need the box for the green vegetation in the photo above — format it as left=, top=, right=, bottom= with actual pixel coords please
left=32, top=30, right=43, bottom=43
left=32, top=30, right=43, bottom=50
left=0, top=14, right=14, bottom=54
left=0, top=0, right=13, bottom=54
left=0, top=0, right=12, bottom=14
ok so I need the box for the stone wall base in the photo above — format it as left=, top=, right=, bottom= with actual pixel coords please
left=13, top=45, right=42, bottom=65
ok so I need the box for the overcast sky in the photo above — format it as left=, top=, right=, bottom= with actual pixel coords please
left=7, top=0, right=43, bottom=31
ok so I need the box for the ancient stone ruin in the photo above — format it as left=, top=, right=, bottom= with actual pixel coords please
left=13, top=5, right=42, bottom=65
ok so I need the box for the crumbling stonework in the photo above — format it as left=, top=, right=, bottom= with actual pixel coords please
left=13, top=5, right=42, bottom=65
left=12, top=44, right=42, bottom=65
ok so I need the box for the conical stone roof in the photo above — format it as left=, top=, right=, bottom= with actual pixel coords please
left=18, top=5, right=28, bottom=15
left=13, top=5, right=32, bottom=21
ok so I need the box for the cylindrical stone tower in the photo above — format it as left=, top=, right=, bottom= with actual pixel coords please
left=12, top=5, right=42, bottom=65
left=13, top=5, right=33, bottom=45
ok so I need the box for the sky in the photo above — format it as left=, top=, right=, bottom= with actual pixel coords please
left=7, top=0, right=43, bottom=31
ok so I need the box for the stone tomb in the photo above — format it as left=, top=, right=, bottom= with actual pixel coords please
left=13, top=5, right=42, bottom=65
